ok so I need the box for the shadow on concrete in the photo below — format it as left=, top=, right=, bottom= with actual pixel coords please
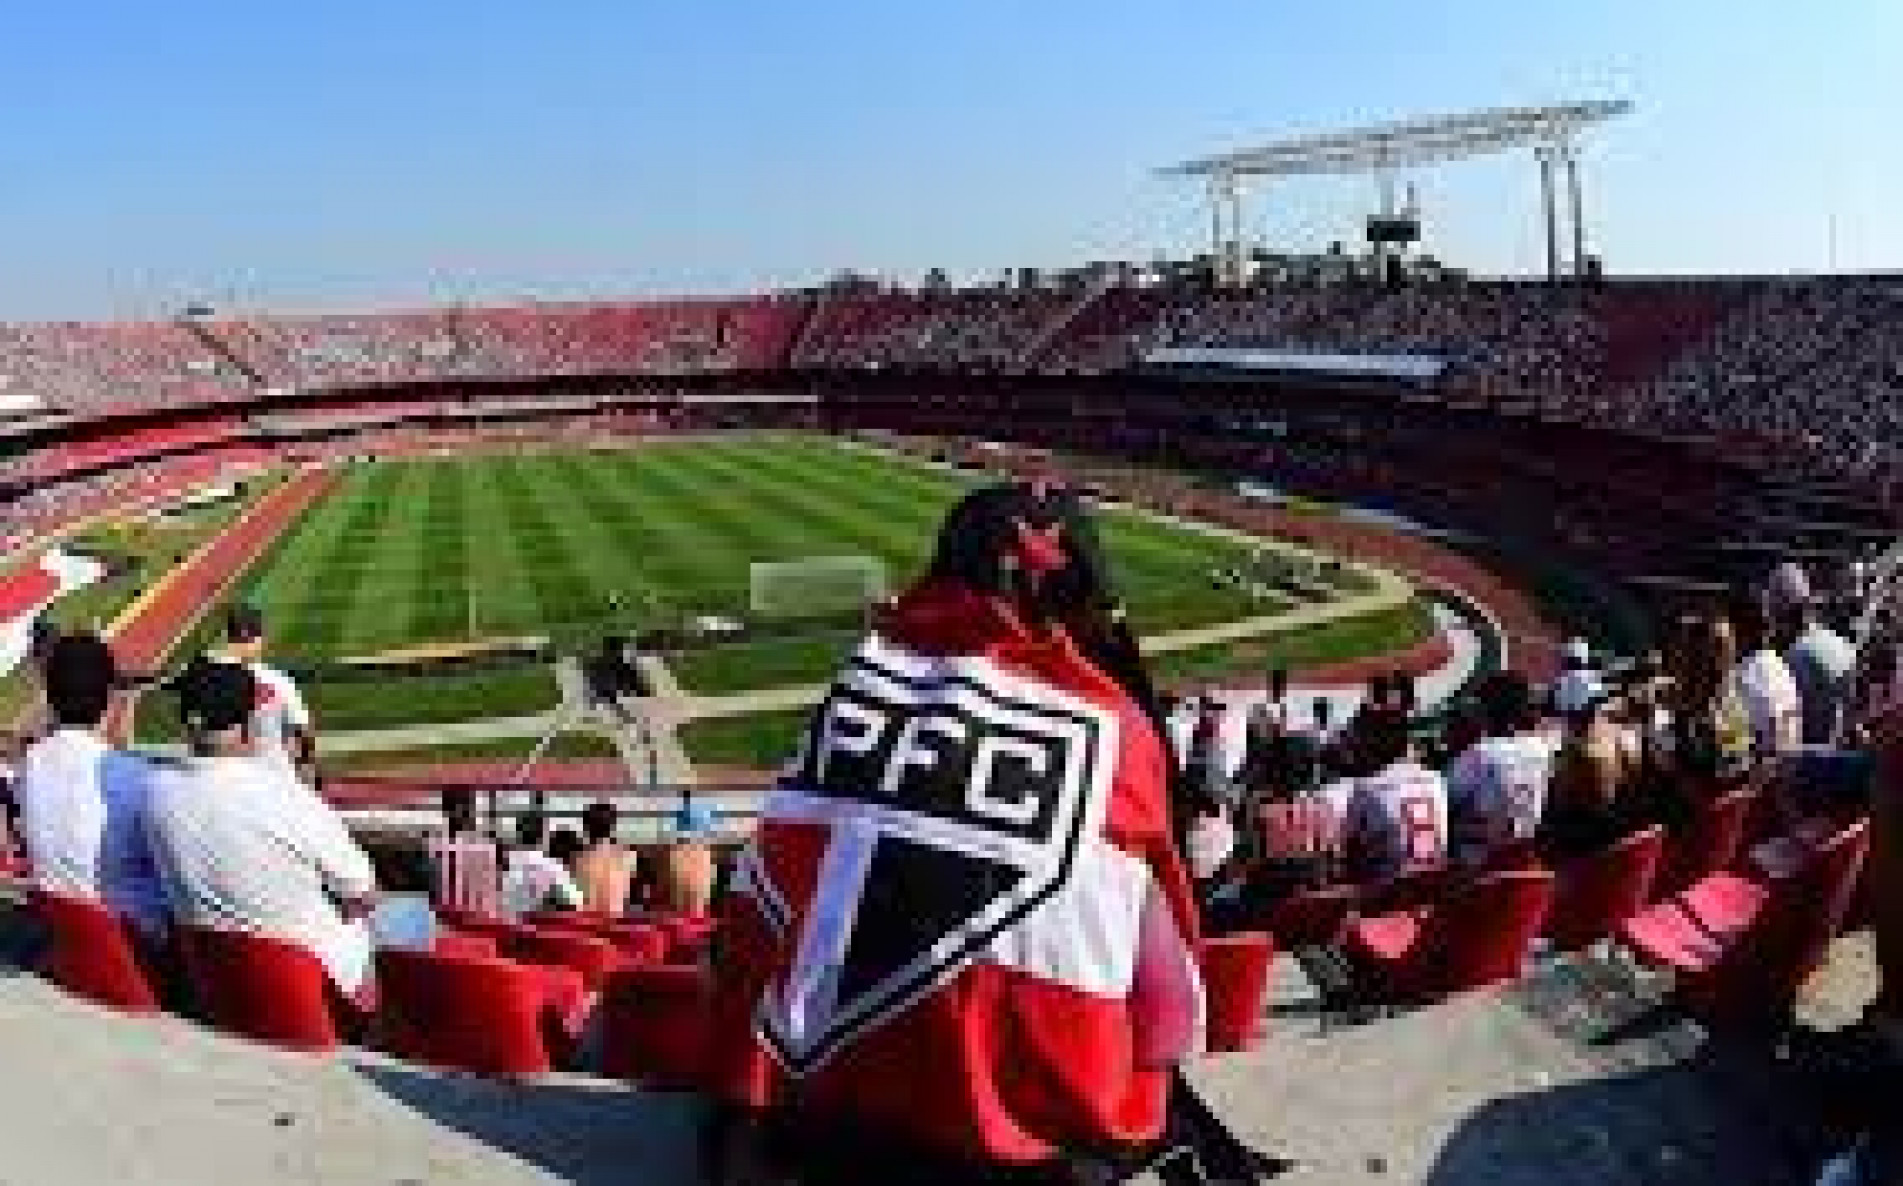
left=1422, top=1045, right=1826, bottom=1186
left=357, top=1061, right=706, bottom=1185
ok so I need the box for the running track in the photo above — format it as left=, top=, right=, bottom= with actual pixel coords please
left=105, top=468, right=338, bottom=740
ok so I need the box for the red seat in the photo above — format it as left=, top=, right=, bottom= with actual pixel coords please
left=1656, top=787, right=1755, bottom=899
left=1262, top=885, right=1358, bottom=949
left=507, top=928, right=625, bottom=991
left=1623, top=818, right=1869, bottom=1030
left=598, top=964, right=711, bottom=1088
left=597, top=923, right=670, bottom=966
left=1675, top=873, right=1769, bottom=938
left=180, top=927, right=346, bottom=1053
left=31, top=891, right=162, bottom=1015
left=375, top=948, right=584, bottom=1075
left=1346, top=869, right=1556, bottom=1003
left=1200, top=933, right=1276, bottom=1053
left=433, top=930, right=500, bottom=959
left=1542, top=827, right=1665, bottom=952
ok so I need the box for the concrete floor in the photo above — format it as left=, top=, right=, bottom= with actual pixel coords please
left=0, top=907, right=1876, bottom=1185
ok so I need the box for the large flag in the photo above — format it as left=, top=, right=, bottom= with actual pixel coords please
left=0, top=548, right=108, bottom=677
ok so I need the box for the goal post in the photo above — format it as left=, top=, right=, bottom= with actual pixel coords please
left=750, top=555, right=888, bottom=620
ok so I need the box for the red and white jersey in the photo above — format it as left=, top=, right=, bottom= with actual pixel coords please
left=1344, top=759, right=1448, bottom=881
left=710, top=584, right=1204, bottom=1165
left=1446, top=733, right=1555, bottom=861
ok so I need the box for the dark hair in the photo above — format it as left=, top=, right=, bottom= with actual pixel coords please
left=1726, top=586, right=1770, bottom=650
left=225, top=604, right=266, bottom=645
left=1313, top=696, right=1332, bottom=726
left=1473, top=670, right=1536, bottom=736
left=174, top=655, right=255, bottom=734
left=515, top=811, right=548, bottom=849
left=42, top=633, right=117, bottom=727
left=1269, top=668, right=1290, bottom=698
left=1356, top=706, right=1413, bottom=770
left=582, top=800, right=618, bottom=843
left=441, top=787, right=479, bottom=836
left=548, top=828, right=584, bottom=866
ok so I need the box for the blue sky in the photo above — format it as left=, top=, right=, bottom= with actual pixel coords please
left=0, top=0, right=1896, bottom=319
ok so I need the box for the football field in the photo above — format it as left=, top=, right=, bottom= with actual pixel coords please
left=237, top=435, right=1318, bottom=660
left=141, top=433, right=1408, bottom=741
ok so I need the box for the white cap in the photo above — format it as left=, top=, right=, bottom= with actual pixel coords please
left=1553, top=670, right=1608, bottom=716
left=1766, top=561, right=1812, bottom=611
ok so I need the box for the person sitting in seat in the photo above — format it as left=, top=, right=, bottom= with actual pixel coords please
left=1537, top=671, right=1636, bottom=863
left=1342, top=707, right=1448, bottom=885
left=12, top=632, right=169, bottom=938
left=426, top=787, right=500, bottom=919
left=572, top=800, right=637, bottom=917
left=661, top=791, right=718, bottom=916
left=145, top=660, right=379, bottom=1002
left=1447, top=671, right=1555, bottom=867
left=499, top=810, right=583, bottom=918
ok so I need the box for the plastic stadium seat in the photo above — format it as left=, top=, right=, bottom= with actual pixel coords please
left=181, top=927, right=346, bottom=1053
left=597, top=923, right=670, bottom=967
left=1655, top=787, right=1756, bottom=899
left=598, top=964, right=712, bottom=1088
left=1542, top=826, right=1665, bottom=952
left=507, top=928, right=626, bottom=991
left=1200, top=933, right=1276, bottom=1054
left=1262, top=884, right=1359, bottom=949
left=433, top=930, right=500, bottom=959
left=1623, top=818, right=1869, bottom=1029
left=375, top=948, right=585, bottom=1075
left=31, top=891, right=162, bottom=1015
left=1346, top=868, right=1556, bottom=1004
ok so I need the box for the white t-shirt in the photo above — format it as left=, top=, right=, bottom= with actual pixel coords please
left=1345, top=759, right=1449, bottom=882
left=145, top=754, right=377, bottom=993
left=212, top=655, right=312, bottom=776
left=1446, top=733, right=1556, bottom=861
left=1734, top=649, right=1803, bottom=758
left=499, top=849, right=584, bottom=918
left=13, top=728, right=170, bottom=935
left=1185, top=810, right=1237, bottom=882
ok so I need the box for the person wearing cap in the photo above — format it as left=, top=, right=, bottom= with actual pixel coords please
left=1446, top=671, right=1555, bottom=867
left=209, top=604, right=316, bottom=782
left=11, top=632, right=169, bottom=937
left=1768, top=562, right=1856, bottom=746
left=144, top=659, right=379, bottom=1000
left=1537, top=666, right=1635, bottom=862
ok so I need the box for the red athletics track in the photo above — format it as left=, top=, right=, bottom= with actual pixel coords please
left=105, top=467, right=338, bottom=742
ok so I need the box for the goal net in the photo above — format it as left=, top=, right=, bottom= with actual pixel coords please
left=750, top=555, right=888, bottom=620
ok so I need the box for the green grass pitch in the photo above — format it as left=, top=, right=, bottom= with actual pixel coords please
left=138, top=433, right=1392, bottom=740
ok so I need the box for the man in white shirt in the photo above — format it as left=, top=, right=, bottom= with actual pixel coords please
left=208, top=604, right=315, bottom=781
left=12, top=632, right=169, bottom=936
left=1730, top=588, right=1804, bottom=759
left=1769, top=562, right=1857, bottom=746
left=499, top=810, right=583, bottom=918
left=146, top=660, right=378, bottom=998
left=1447, top=671, right=1555, bottom=865
left=1343, top=707, right=1449, bottom=883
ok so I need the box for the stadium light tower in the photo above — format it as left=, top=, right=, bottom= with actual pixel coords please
left=1162, top=101, right=1633, bottom=284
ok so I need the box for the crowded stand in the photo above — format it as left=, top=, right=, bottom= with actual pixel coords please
left=2, top=270, right=1902, bottom=1181
left=1, top=476, right=1898, bottom=1181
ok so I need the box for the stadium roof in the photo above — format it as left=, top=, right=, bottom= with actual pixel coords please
left=1163, top=101, right=1632, bottom=178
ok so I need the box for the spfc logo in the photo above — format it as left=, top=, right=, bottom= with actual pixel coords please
left=752, top=636, right=1117, bottom=1076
